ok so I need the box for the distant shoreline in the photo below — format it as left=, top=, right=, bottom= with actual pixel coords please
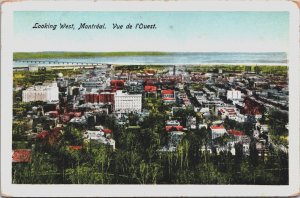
left=13, top=52, right=170, bottom=60
left=13, top=51, right=287, bottom=66
left=12, top=63, right=288, bottom=68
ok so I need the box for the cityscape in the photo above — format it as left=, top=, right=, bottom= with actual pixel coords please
left=12, top=58, right=289, bottom=184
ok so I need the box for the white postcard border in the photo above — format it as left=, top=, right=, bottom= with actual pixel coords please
left=1, top=1, right=299, bottom=197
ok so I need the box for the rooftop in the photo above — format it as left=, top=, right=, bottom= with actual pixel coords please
left=228, top=129, right=245, bottom=136
left=210, top=125, right=225, bottom=130
left=165, top=126, right=184, bottom=132
left=161, top=89, right=174, bottom=95
left=12, top=149, right=31, bottom=163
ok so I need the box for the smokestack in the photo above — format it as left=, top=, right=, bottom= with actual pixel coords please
left=173, top=65, right=175, bottom=76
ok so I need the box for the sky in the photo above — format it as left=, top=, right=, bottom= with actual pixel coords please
left=13, top=11, right=289, bottom=52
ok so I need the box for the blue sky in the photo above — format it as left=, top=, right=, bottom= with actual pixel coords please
left=13, top=11, right=289, bottom=52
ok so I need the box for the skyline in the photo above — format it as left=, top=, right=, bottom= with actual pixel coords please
left=14, top=11, right=289, bottom=53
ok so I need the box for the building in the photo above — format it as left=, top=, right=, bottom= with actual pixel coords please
left=84, top=130, right=115, bottom=150
left=22, top=82, right=59, bottom=102
left=227, top=129, right=245, bottom=142
left=217, top=106, right=246, bottom=122
left=165, top=125, right=185, bottom=150
left=161, top=89, right=175, bottom=98
left=114, top=90, right=142, bottom=113
left=166, top=120, right=180, bottom=126
left=111, top=80, right=125, bottom=91
left=99, top=92, right=114, bottom=104
left=186, top=116, right=197, bottom=129
left=210, top=125, right=227, bottom=139
left=165, top=125, right=184, bottom=132
left=161, top=89, right=176, bottom=103
left=84, top=92, right=114, bottom=104
left=144, top=85, right=157, bottom=93
left=227, top=89, right=242, bottom=100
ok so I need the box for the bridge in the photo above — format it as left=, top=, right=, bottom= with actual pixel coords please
left=15, top=60, right=104, bottom=66
left=13, top=60, right=112, bottom=71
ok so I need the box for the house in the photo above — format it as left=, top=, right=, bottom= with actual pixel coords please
left=161, top=89, right=176, bottom=103
left=217, top=106, right=245, bottom=122
left=165, top=125, right=185, bottom=150
left=84, top=130, right=115, bottom=150
left=186, top=116, right=197, bottom=130
left=227, top=129, right=245, bottom=143
left=165, top=125, right=184, bottom=132
left=166, top=120, right=180, bottom=126
left=144, top=85, right=157, bottom=93
left=210, top=125, right=227, bottom=139
left=256, top=139, right=269, bottom=157
left=216, top=146, right=236, bottom=155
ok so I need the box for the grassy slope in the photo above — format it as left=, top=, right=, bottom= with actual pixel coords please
left=13, top=52, right=170, bottom=60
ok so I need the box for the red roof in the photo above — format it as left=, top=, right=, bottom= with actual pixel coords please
left=12, top=149, right=31, bottom=163
left=144, top=86, right=157, bottom=92
left=111, top=80, right=124, bottom=83
left=102, top=128, right=112, bottom=133
left=68, top=146, right=82, bottom=150
left=36, top=131, right=49, bottom=139
left=161, top=89, right=174, bottom=95
left=210, top=125, right=225, bottom=130
left=228, top=129, right=245, bottom=136
left=111, top=80, right=125, bottom=86
left=165, top=126, right=184, bottom=132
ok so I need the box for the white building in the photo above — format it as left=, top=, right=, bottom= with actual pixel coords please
left=22, top=82, right=59, bottom=102
left=114, top=90, right=142, bottom=113
left=217, top=106, right=246, bottom=123
left=166, top=120, right=181, bottom=126
left=84, top=130, right=115, bottom=150
left=227, top=89, right=241, bottom=100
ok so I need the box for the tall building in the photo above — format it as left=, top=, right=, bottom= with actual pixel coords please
left=114, top=90, right=142, bottom=113
left=22, top=82, right=59, bottom=102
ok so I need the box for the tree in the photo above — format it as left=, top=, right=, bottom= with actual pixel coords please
left=249, top=139, right=258, bottom=167
left=64, top=125, right=84, bottom=146
left=234, top=142, right=243, bottom=165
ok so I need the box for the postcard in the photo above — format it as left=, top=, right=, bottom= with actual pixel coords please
left=1, top=0, right=299, bottom=197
